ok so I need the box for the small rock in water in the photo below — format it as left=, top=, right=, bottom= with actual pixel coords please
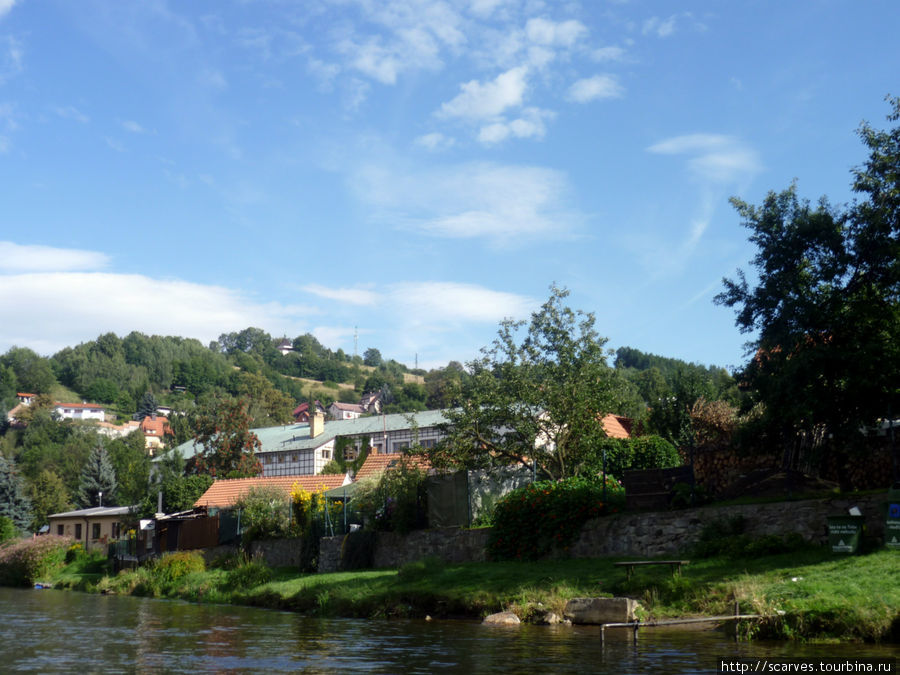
left=483, top=611, right=521, bottom=625
left=425, top=615, right=433, bottom=621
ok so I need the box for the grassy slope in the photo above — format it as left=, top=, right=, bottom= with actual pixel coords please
left=49, top=548, right=900, bottom=642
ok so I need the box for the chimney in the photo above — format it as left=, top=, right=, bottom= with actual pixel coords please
left=310, top=411, right=325, bottom=438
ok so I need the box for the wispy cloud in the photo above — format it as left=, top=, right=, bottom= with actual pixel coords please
left=439, top=65, right=528, bottom=120
left=104, top=136, right=126, bottom=153
left=121, top=120, right=145, bottom=133
left=388, top=281, right=536, bottom=323
left=647, top=133, right=761, bottom=183
left=477, top=107, right=553, bottom=144
left=524, top=18, right=587, bottom=48
left=642, top=15, right=677, bottom=38
left=0, top=0, right=16, bottom=19
left=567, top=74, right=623, bottom=103
left=0, top=241, right=110, bottom=273
left=0, top=35, right=23, bottom=84
left=301, top=284, right=379, bottom=306
left=415, top=131, right=455, bottom=150
left=592, top=46, right=625, bottom=62
left=353, top=160, right=579, bottom=244
left=54, top=106, right=90, bottom=123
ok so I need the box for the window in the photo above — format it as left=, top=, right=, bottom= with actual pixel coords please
left=420, top=439, right=436, bottom=449
left=74, top=524, right=82, bottom=540
left=393, top=441, right=410, bottom=452
left=56, top=524, right=64, bottom=536
left=111, top=522, right=120, bottom=539
left=321, top=448, right=330, bottom=459
left=278, top=454, right=285, bottom=463
left=265, top=455, right=273, bottom=464
left=92, top=523, right=101, bottom=540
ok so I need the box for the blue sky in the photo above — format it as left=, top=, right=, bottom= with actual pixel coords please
left=0, top=1, right=897, bottom=371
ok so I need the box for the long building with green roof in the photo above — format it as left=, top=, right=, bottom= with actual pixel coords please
left=167, top=409, right=450, bottom=477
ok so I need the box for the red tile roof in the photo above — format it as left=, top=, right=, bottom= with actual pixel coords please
left=194, top=474, right=349, bottom=509
left=355, top=453, right=431, bottom=481
left=56, top=401, right=105, bottom=410
left=140, top=415, right=172, bottom=436
left=601, top=414, right=632, bottom=439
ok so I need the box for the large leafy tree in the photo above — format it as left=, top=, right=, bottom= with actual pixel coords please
left=78, top=445, right=118, bottom=507
left=429, top=285, right=627, bottom=480
left=716, top=97, right=900, bottom=469
left=27, top=469, right=72, bottom=531
left=0, top=455, right=33, bottom=531
left=191, top=396, right=262, bottom=479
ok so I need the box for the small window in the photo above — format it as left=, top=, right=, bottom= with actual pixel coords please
left=111, top=522, right=120, bottom=538
left=75, top=523, right=82, bottom=540
left=92, top=523, right=101, bottom=540
left=265, top=456, right=273, bottom=464
left=56, top=524, right=64, bottom=536
left=278, top=454, right=285, bottom=463
left=321, top=448, right=330, bottom=459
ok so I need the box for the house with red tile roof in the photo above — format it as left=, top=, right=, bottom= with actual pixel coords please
left=292, top=400, right=325, bottom=422
left=140, top=414, right=173, bottom=454
left=194, top=474, right=351, bottom=510
left=354, top=452, right=431, bottom=481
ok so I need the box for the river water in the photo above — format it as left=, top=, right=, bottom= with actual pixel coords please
left=0, top=587, right=897, bottom=673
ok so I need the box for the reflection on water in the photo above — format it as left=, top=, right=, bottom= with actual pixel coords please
left=1, top=587, right=897, bottom=673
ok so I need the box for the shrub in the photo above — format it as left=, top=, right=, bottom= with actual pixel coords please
left=352, top=461, right=427, bottom=533
left=224, top=555, right=272, bottom=591
left=487, top=477, right=623, bottom=561
left=235, top=486, right=291, bottom=544
left=152, top=551, right=206, bottom=584
left=0, top=516, right=17, bottom=544
left=0, top=535, right=72, bottom=586
left=578, top=435, right=681, bottom=480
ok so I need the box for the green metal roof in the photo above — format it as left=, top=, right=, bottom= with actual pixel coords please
left=163, top=409, right=450, bottom=462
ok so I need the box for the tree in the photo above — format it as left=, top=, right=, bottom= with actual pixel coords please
left=363, top=348, right=383, bottom=368
left=27, top=469, right=72, bottom=531
left=107, top=431, right=151, bottom=506
left=136, top=391, right=159, bottom=420
left=191, top=396, right=262, bottom=478
left=429, top=285, right=627, bottom=480
left=715, top=97, right=900, bottom=471
left=0, top=455, right=33, bottom=532
left=77, top=445, right=118, bottom=507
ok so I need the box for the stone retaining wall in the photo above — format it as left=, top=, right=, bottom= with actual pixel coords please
left=250, top=537, right=306, bottom=567
left=318, top=494, right=888, bottom=571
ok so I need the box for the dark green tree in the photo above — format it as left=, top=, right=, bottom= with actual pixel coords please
left=363, top=347, right=383, bottom=368
left=136, top=391, right=159, bottom=420
left=77, top=445, right=118, bottom=507
left=716, top=97, right=900, bottom=470
left=0, top=455, right=33, bottom=532
left=107, top=431, right=151, bottom=506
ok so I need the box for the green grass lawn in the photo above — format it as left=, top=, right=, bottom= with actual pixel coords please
left=46, top=546, right=900, bottom=642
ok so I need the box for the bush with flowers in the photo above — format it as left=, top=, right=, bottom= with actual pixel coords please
left=487, top=476, right=624, bottom=561
left=0, top=535, right=73, bottom=586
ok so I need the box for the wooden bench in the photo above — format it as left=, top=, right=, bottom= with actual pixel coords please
left=614, top=560, right=690, bottom=579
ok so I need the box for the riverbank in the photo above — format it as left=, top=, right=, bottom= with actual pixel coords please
left=41, top=544, right=900, bottom=643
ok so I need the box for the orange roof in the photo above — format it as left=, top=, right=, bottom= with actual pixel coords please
left=140, top=415, right=172, bottom=436
left=194, top=474, right=349, bottom=509
left=355, top=453, right=431, bottom=481
left=56, top=401, right=105, bottom=410
left=601, top=414, right=632, bottom=439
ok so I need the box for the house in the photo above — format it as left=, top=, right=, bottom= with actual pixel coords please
left=292, top=400, right=326, bottom=423
left=97, top=420, right=142, bottom=439
left=359, top=391, right=383, bottom=414
left=193, top=474, right=351, bottom=510
left=328, top=401, right=364, bottom=420
left=276, top=338, right=294, bottom=356
left=54, top=401, right=106, bottom=422
left=354, top=452, right=431, bottom=481
left=48, top=505, right=133, bottom=553
left=140, top=414, right=173, bottom=454
left=601, top=414, right=634, bottom=439
left=167, top=409, right=450, bottom=478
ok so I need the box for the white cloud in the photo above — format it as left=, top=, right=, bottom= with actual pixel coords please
left=415, top=131, right=455, bottom=150
left=477, top=107, right=553, bottom=144
left=353, top=160, right=579, bottom=244
left=525, top=18, right=587, bottom=48
left=0, top=242, right=110, bottom=273
left=0, top=271, right=310, bottom=356
left=388, top=282, right=536, bottom=323
left=439, top=65, right=528, bottom=120
left=0, top=35, right=23, bottom=84
left=54, top=106, right=90, bottom=123
left=0, top=0, right=15, bottom=19
left=121, top=120, right=145, bottom=133
left=642, top=15, right=677, bottom=38
left=567, top=75, right=623, bottom=103
left=301, top=284, right=379, bottom=306
left=592, top=46, right=625, bottom=62
left=104, top=137, right=126, bottom=153
left=647, top=133, right=761, bottom=183
left=343, top=38, right=404, bottom=85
